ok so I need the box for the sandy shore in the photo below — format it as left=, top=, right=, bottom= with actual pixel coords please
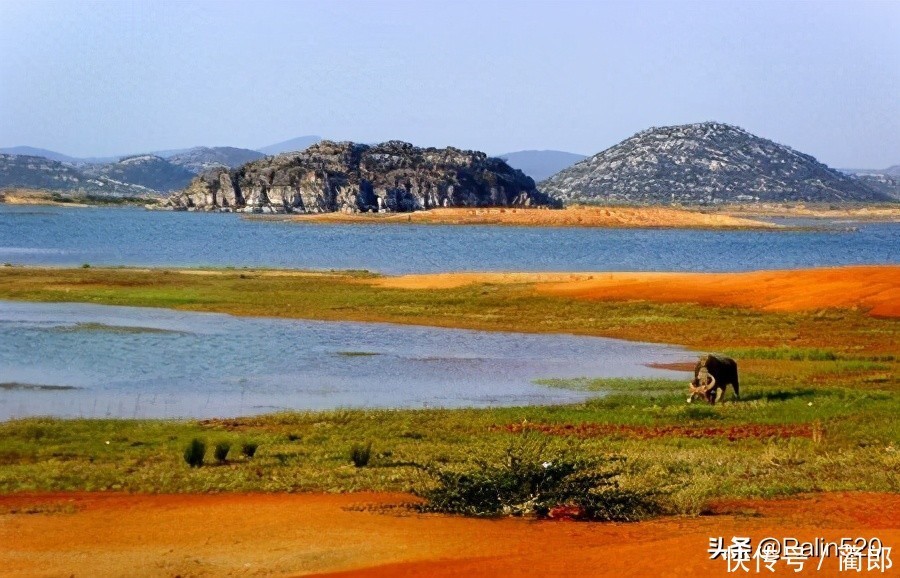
left=369, top=266, right=900, bottom=318
left=0, top=188, right=158, bottom=207
left=287, top=205, right=780, bottom=229
left=1, top=491, right=896, bottom=577
left=724, top=203, right=900, bottom=222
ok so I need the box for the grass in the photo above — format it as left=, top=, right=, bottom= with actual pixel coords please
left=214, top=442, right=231, bottom=463
left=241, top=442, right=258, bottom=459
left=0, top=267, right=896, bottom=359
left=183, top=438, right=205, bottom=468
left=0, top=381, right=896, bottom=513
left=350, top=442, right=372, bottom=468
left=0, top=265, right=896, bottom=514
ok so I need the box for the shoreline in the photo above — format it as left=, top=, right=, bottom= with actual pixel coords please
left=5, top=197, right=899, bottom=227
left=0, top=189, right=158, bottom=208
left=1, top=264, right=896, bottom=577
left=277, top=205, right=784, bottom=229
left=1, top=491, right=896, bottom=578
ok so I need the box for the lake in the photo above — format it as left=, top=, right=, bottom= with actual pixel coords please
left=0, top=300, right=692, bottom=419
left=1, top=205, right=897, bottom=273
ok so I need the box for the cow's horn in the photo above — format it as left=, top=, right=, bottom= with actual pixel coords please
left=703, top=373, right=716, bottom=392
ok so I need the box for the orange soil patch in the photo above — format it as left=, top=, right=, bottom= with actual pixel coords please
left=536, top=266, right=900, bottom=318
left=495, top=422, right=814, bottom=441
left=724, top=204, right=900, bottom=222
left=290, top=205, right=778, bottom=229
left=1, top=492, right=896, bottom=577
left=372, top=266, right=900, bottom=318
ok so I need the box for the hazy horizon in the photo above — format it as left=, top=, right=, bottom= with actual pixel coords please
left=1, top=0, right=898, bottom=168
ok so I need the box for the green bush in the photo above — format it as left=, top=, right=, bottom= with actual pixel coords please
left=350, top=442, right=372, bottom=467
left=214, top=441, right=231, bottom=463
left=241, top=442, right=258, bottom=459
left=183, top=438, right=206, bottom=468
left=415, top=439, right=661, bottom=521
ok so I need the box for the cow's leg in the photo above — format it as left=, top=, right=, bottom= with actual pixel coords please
left=732, top=378, right=740, bottom=401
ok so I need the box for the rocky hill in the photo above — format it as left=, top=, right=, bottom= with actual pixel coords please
left=855, top=173, right=900, bottom=200
left=0, top=154, right=152, bottom=196
left=162, top=140, right=559, bottom=213
left=167, top=147, right=265, bottom=174
left=499, top=150, right=587, bottom=182
left=0, top=146, right=266, bottom=196
left=82, top=155, right=196, bottom=192
left=540, top=122, right=891, bottom=204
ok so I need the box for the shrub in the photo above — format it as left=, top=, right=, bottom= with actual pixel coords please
left=415, top=439, right=661, bottom=521
left=183, top=438, right=206, bottom=468
left=350, top=442, right=372, bottom=468
left=241, top=442, right=258, bottom=459
left=214, top=442, right=231, bottom=463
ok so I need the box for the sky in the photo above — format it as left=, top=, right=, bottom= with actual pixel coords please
left=0, top=0, right=898, bottom=168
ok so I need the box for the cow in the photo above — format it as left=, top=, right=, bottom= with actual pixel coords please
left=687, top=354, right=739, bottom=405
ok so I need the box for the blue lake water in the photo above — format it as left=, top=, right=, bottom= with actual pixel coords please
left=0, top=301, right=691, bottom=419
left=1, top=205, right=896, bottom=419
left=0, top=205, right=897, bottom=273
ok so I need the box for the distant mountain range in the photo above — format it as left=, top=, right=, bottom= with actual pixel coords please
left=842, top=165, right=900, bottom=178
left=840, top=166, right=900, bottom=200
left=540, top=122, right=892, bottom=204
left=257, top=135, right=322, bottom=156
left=0, top=154, right=153, bottom=196
left=0, top=138, right=323, bottom=195
left=1, top=131, right=896, bottom=203
left=498, top=150, right=587, bottom=182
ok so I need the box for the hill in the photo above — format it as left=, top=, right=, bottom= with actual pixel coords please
left=257, top=135, right=322, bottom=156
left=540, top=122, right=891, bottom=204
left=0, top=146, right=82, bottom=163
left=498, top=150, right=586, bottom=182
left=167, top=146, right=265, bottom=174
left=162, top=140, right=559, bottom=213
left=0, top=154, right=152, bottom=196
left=82, top=155, right=196, bottom=193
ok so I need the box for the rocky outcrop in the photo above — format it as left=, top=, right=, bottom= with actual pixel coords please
left=162, top=140, right=560, bottom=213
left=540, top=122, right=892, bottom=204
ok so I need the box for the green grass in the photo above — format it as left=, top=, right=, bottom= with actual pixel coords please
left=0, top=266, right=896, bottom=514
left=0, top=267, right=896, bottom=361
left=0, top=381, right=896, bottom=513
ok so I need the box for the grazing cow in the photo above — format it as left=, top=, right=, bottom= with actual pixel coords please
left=687, top=354, right=739, bottom=404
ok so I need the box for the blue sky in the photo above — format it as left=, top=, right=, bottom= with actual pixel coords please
left=1, top=0, right=897, bottom=167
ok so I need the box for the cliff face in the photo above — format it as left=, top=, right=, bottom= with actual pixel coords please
left=162, top=140, right=560, bottom=213
left=540, top=122, right=891, bottom=204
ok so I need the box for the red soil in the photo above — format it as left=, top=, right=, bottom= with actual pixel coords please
left=373, top=266, right=900, bottom=318
left=536, top=266, right=900, bottom=318
left=496, top=422, right=815, bottom=441
left=1, top=491, right=896, bottom=577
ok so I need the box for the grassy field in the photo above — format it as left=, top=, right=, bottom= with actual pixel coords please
left=0, top=266, right=897, bottom=514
